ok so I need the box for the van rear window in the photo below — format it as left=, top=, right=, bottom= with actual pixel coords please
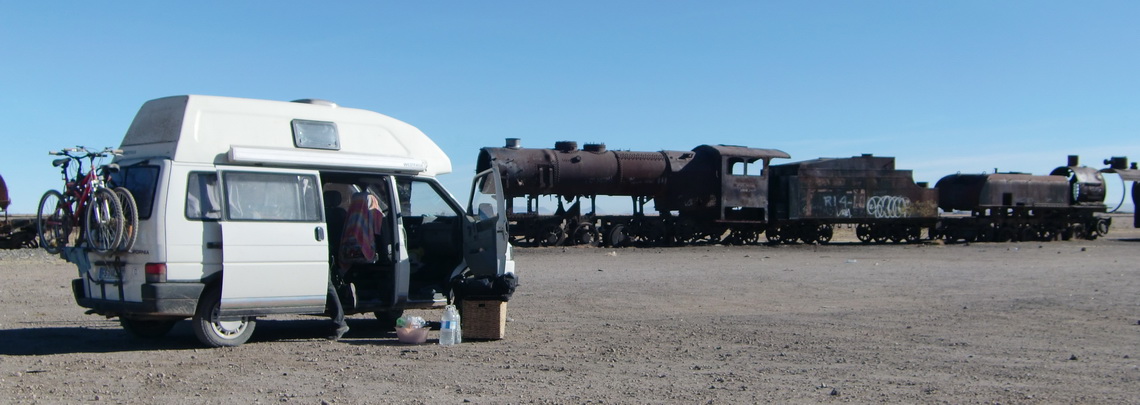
left=110, top=165, right=160, bottom=219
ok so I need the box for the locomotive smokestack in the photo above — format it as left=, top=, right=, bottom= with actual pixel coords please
left=505, top=138, right=521, bottom=149
left=1068, top=155, right=1079, bottom=167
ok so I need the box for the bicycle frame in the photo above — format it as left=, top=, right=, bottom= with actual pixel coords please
left=47, top=147, right=120, bottom=242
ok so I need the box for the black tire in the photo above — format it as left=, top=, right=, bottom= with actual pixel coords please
left=192, top=285, right=256, bottom=347
left=84, top=187, right=124, bottom=253
left=120, top=317, right=179, bottom=339
left=114, top=187, right=139, bottom=252
left=36, top=190, right=70, bottom=254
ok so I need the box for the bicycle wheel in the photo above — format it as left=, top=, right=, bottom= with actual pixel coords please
left=84, top=187, right=124, bottom=253
left=36, top=190, right=71, bottom=254
left=114, top=187, right=139, bottom=252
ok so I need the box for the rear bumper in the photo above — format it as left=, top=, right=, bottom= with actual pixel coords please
left=72, top=279, right=204, bottom=317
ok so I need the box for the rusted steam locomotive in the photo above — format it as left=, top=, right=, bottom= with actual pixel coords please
left=477, top=139, right=1112, bottom=246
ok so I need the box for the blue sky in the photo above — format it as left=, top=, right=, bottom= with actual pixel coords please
left=2, top=2, right=1138, bottom=214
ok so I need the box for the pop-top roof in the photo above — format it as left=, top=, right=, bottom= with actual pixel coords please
left=119, top=95, right=452, bottom=176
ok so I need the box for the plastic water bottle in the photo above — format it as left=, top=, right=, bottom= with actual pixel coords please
left=439, top=305, right=461, bottom=346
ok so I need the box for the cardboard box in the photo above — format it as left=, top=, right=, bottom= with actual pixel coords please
left=462, top=300, right=507, bottom=340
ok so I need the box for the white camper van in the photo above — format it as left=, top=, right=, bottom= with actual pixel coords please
left=67, top=95, right=515, bottom=347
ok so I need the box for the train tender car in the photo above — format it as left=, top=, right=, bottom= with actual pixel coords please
left=477, top=140, right=790, bottom=246
left=934, top=156, right=1110, bottom=242
left=766, top=154, right=939, bottom=244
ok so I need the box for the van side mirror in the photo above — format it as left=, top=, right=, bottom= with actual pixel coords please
left=478, top=203, right=494, bottom=220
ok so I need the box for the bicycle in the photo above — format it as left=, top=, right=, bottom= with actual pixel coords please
left=36, top=146, right=138, bottom=254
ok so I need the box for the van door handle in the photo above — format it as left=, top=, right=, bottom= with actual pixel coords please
left=315, top=226, right=325, bottom=241
left=206, top=242, right=222, bottom=249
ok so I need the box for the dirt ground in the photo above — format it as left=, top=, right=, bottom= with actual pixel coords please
left=1, top=215, right=1138, bottom=404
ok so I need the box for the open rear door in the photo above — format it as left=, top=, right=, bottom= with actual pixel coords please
left=465, top=165, right=511, bottom=277
left=218, top=168, right=328, bottom=316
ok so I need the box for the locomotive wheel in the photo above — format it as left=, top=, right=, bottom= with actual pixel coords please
left=816, top=224, right=833, bottom=244
left=903, top=226, right=921, bottom=244
left=607, top=224, right=629, bottom=248
left=1095, top=218, right=1110, bottom=236
left=977, top=226, right=995, bottom=243
left=539, top=224, right=567, bottom=247
left=855, top=224, right=872, bottom=243
left=574, top=224, right=600, bottom=246
left=798, top=224, right=819, bottom=245
left=728, top=229, right=759, bottom=245
left=1017, top=226, right=1036, bottom=242
left=870, top=225, right=889, bottom=244
left=764, top=227, right=781, bottom=244
left=994, top=226, right=1015, bottom=243
left=779, top=226, right=799, bottom=244
left=673, top=218, right=699, bottom=244
left=888, top=226, right=905, bottom=244
left=631, top=218, right=666, bottom=245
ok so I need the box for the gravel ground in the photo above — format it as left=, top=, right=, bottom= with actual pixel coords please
left=1, top=217, right=1138, bottom=404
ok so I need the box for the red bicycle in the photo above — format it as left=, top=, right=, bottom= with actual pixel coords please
left=36, top=146, right=138, bottom=254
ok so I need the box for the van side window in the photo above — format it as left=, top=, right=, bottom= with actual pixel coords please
left=224, top=172, right=322, bottom=222
left=186, top=172, right=222, bottom=220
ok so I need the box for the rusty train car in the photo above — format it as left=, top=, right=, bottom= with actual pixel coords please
left=933, top=156, right=1110, bottom=242
left=0, top=174, right=39, bottom=249
left=478, top=140, right=1113, bottom=247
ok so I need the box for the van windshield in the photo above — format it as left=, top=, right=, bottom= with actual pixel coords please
left=110, top=164, right=160, bottom=219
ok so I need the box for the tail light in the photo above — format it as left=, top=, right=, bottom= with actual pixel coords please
left=145, top=263, right=167, bottom=283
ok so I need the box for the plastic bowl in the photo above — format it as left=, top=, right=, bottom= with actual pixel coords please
left=395, top=327, right=428, bottom=344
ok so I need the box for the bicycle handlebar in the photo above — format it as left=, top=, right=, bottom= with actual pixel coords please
left=48, top=146, right=122, bottom=159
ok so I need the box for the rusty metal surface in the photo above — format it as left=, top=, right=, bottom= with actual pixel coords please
left=770, top=155, right=938, bottom=221
left=1048, top=166, right=1106, bottom=204
left=478, top=141, right=678, bottom=198
left=0, top=174, right=9, bottom=211
left=478, top=140, right=791, bottom=206
left=658, top=145, right=790, bottom=221
left=937, top=173, right=1071, bottom=211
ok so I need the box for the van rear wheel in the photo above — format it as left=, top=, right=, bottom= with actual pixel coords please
left=193, top=285, right=256, bottom=347
left=120, top=317, right=179, bottom=339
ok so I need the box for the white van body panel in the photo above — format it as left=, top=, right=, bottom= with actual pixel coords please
left=120, top=95, right=452, bottom=175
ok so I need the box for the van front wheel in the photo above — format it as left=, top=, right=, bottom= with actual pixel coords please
left=192, top=285, right=256, bottom=347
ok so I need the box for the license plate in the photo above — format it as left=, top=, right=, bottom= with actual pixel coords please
left=97, top=266, right=121, bottom=282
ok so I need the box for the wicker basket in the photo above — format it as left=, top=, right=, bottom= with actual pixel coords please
left=461, top=300, right=507, bottom=340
